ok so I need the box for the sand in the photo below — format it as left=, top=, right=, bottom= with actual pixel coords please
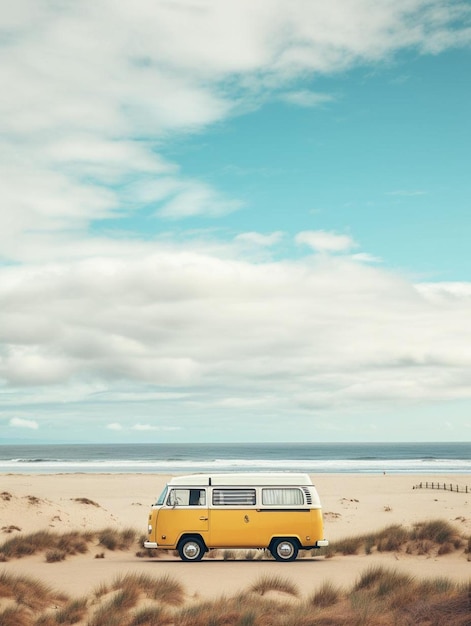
left=0, top=473, right=470, bottom=601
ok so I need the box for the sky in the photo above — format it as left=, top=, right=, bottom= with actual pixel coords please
left=1, top=0, right=471, bottom=444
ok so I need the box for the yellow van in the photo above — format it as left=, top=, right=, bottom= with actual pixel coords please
left=144, top=473, right=328, bottom=561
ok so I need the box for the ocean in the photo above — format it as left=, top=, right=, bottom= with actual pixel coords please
left=0, top=442, right=469, bottom=474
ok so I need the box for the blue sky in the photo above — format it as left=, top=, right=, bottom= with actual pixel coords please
left=1, top=1, right=471, bottom=443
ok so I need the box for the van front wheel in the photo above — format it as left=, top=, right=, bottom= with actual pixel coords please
left=271, top=538, right=298, bottom=562
left=178, top=537, right=205, bottom=561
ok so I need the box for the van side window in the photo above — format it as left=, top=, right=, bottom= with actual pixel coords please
left=212, top=489, right=256, bottom=506
left=167, top=489, right=206, bottom=506
left=262, top=488, right=304, bottom=506
left=190, top=489, right=206, bottom=506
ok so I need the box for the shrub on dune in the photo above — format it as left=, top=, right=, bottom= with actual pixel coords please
left=45, top=549, right=67, bottom=563
left=249, top=574, right=299, bottom=597
left=374, top=524, right=409, bottom=552
left=110, top=573, right=184, bottom=606
left=54, top=598, right=88, bottom=624
left=333, top=535, right=364, bottom=555
left=0, top=571, right=67, bottom=611
left=411, top=520, right=456, bottom=544
left=129, top=606, right=171, bottom=625
left=98, top=527, right=137, bottom=551
left=0, top=606, right=31, bottom=626
left=0, top=529, right=92, bottom=560
left=354, top=565, right=414, bottom=597
left=308, top=581, right=342, bottom=608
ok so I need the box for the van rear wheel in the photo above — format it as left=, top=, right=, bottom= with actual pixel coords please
left=271, top=538, right=298, bottom=562
left=178, top=536, right=205, bottom=561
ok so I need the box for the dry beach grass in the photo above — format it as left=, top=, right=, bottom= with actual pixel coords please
left=0, top=565, right=469, bottom=625
left=0, top=473, right=469, bottom=624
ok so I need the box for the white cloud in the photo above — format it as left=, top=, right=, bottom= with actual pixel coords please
left=157, top=180, right=244, bottom=219
left=1, top=247, right=471, bottom=435
left=416, top=282, right=471, bottom=301
left=0, top=347, right=74, bottom=386
left=279, top=90, right=334, bottom=107
left=9, top=417, right=39, bottom=430
left=0, top=1, right=469, bottom=261
left=132, top=424, right=181, bottom=431
left=351, top=252, right=382, bottom=264
left=107, top=423, right=123, bottom=431
left=235, top=232, right=284, bottom=247
left=296, top=230, right=356, bottom=252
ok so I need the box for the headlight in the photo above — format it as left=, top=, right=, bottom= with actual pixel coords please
left=148, top=525, right=152, bottom=534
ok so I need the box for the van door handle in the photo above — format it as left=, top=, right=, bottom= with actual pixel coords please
left=199, top=516, right=208, bottom=521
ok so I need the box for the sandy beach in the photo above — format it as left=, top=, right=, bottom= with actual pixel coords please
left=1, top=472, right=470, bottom=624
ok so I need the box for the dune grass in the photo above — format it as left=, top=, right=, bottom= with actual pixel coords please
left=321, top=518, right=466, bottom=559
left=98, top=527, right=137, bottom=551
left=71, top=497, right=100, bottom=507
left=354, top=564, right=416, bottom=597
left=107, top=573, right=185, bottom=606
left=0, top=565, right=469, bottom=626
left=308, top=580, right=342, bottom=607
left=0, top=606, right=31, bottom=626
left=176, top=594, right=294, bottom=626
left=349, top=566, right=471, bottom=626
left=86, top=574, right=183, bottom=625
left=34, top=598, right=89, bottom=625
left=0, top=527, right=137, bottom=562
left=54, top=598, right=89, bottom=624
left=45, top=549, right=67, bottom=563
left=220, top=549, right=235, bottom=560
left=411, top=519, right=457, bottom=544
left=0, top=571, right=67, bottom=612
left=128, top=606, right=170, bottom=625
left=249, top=574, right=299, bottom=597
left=174, top=571, right=470, bottom=626
left=0, top=530, right=91, bottom=560
left=0, top=519, right=468, bottom=624
left=1, top=518, right=465, bottom=564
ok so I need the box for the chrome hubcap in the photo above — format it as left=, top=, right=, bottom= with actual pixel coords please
left=278, top=542, right=294, bottom=558
left=183, top=542, right=199, bottom=558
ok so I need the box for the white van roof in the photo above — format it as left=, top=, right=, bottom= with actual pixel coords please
left=168, top=473, right=313, bottom=487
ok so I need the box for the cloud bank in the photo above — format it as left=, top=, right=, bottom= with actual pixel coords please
left=2, top=239, right=471, bottom=439
left=1, top=1, right=471, bottom=440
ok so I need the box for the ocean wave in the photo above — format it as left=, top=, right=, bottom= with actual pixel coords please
left=1, top=457, right=470, bottom=474
left=9, top=458, right=68, bottom=463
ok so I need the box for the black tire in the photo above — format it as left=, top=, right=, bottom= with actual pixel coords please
left=270, top=538, right=299, bottom=562
left=178, top=536, right=205, bottom=561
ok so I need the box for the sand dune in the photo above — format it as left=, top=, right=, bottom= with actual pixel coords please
left=1, top=473, right=470, bottom=603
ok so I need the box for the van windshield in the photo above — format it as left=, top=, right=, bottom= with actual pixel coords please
left=156, top=486, right=168, bottom=505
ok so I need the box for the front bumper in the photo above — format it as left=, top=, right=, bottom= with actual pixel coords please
left=315, top=539, right=329, bottom=547
left=144, top=541, right=158, bottom=549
